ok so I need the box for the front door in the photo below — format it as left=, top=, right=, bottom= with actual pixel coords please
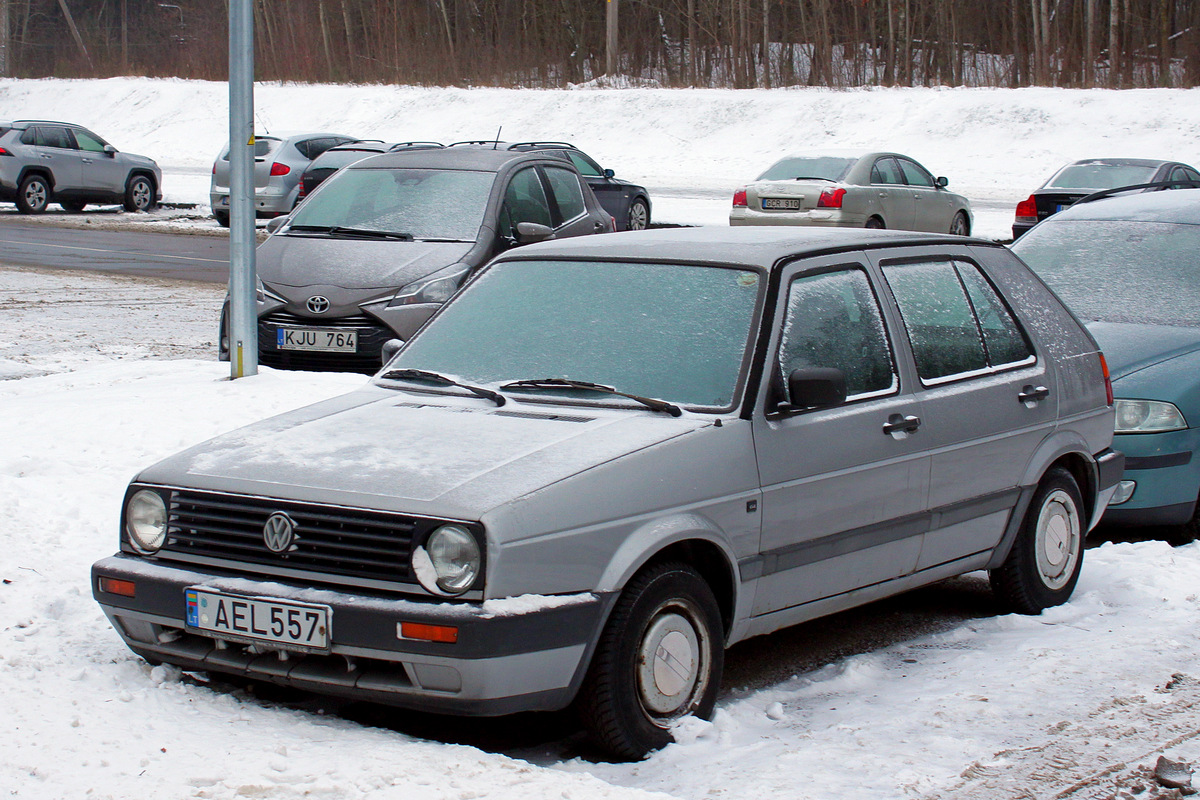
left=751, top=255, right=929, bottom=616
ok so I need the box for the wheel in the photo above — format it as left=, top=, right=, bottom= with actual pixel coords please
left=577, top=562, right=723, bottom=761
left=16, top=175, right=50, bottom=214
left=950, top=211, right=970, bottom=236
left=627, top=198, right=650, bottom=231
left=865, top=216, right=885, bottom=229
left=124, top=175, right=156, bottom=212
left=990, top=466, right=1085, bottom=614
left=213, top=209, right=230, bottom=227
left=60, top=200, right=87, bottom=213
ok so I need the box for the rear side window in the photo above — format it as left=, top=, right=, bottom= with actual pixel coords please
left=871, top=158, right=904, bottom=185
left=566, top=151, right=603, bottom=177
left=883, top=259, right=1032, bottom=384
left=19, top=128, right=36, bottom=145
left=543, top=167, right=586, bottom=221
left=779, top=268, right=897, bottom=399
left=36, top=126, right=75, bottom=149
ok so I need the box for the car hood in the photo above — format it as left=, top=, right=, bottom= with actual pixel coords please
left=1087, top=321, right=1200, bottom=381
left=121, top=152, right=160, bottom=171
left=258, top=235, right=476, bottom=290
left=136, top=386, right=709, bottom=522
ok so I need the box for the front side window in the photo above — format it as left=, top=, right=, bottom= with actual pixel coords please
left=544, top=167, right=586, bottom=221
left=73, top=129, right=108, bottom=153
left=389, top=260, right=764, bottom=409
left=898, top=159, right=934, bottom=188
left=500, top=168, right=553, bottom=235
left=289, top=167, right=494, bottom=241
left=884, top=259, right=1032, bottom=384
left=778, top=268, right=896, bottom=399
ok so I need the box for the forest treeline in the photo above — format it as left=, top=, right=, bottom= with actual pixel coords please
left=1, top=0, right=1198, bottom=89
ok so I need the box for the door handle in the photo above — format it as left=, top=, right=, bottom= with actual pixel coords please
left=41, top=154, right=53, bottom=159
left=1018, top=385, right=1050, bottom=407
left=883, top=413, right=921, bottom=439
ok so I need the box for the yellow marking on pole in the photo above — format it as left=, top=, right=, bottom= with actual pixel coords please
left=236, top=342, right=243, bottom=378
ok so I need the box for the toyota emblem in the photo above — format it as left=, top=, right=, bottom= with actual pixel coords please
left=262, top=512, right=295, bottom=553
left=306, top=295, right=331, bottom=314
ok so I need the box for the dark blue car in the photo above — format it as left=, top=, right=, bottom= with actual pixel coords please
left=1013, top=188, right=1200, bottom=542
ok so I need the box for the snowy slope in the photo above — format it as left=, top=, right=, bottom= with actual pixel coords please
left=3, top=78, right=1200, bottom=238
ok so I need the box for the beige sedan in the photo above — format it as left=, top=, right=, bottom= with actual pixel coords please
left=730, top=149, right=972, bottom=235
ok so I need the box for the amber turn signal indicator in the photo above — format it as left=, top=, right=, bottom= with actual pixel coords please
left=399, top=622, right=458, bottom=643
left=98, top=576, right=136, bottom=597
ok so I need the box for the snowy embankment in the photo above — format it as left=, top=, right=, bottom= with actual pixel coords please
left=3, top=78, right=1200, bottom=238
left=4, top=268, right=1200, bottom=798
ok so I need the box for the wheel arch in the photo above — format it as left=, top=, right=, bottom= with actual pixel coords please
left=17, top=166, right=54, bottom=189
left=125, top=169, right=158, bottom=192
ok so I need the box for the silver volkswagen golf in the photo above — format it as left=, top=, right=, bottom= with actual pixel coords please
left=94, top=227, right=1120, bottom=760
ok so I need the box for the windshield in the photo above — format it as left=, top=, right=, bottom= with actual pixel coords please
left=290, top=167, right=494, bottom=241
left=1045, top=163, right=1158, bottom=190
left=1013, top=219, right=1200, bottom=326
left=757, top=157, right=855, bottom=182
left=386, top=259, right=764, bottom=409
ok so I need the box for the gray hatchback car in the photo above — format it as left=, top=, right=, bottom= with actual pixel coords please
left=0, top=120, right=162, bottom=213
left=94, top=227, right=1121, bottom=760
left=223, top=145, right=614, bottom=372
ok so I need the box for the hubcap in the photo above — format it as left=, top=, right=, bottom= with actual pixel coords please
left=132, top=181, right=151, bottom=209
left=628, top=203, right=648, bottom=230
left=636, top=602, right=708, bottom=720
left=24, top=182, right=46, bottom=209
left=1035, top=489, right=1080, bottom=589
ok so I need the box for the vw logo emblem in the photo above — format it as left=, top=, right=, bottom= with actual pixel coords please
left=306, top=295, right=331, bottom=314
left=262, top=512, right=295, bottom=553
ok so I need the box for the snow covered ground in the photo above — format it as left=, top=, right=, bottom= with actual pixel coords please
left=5, top=79, right=1200, bottom=798
left=3, top=78, right=1200, bottom=239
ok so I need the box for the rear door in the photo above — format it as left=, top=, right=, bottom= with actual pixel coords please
left=872, top=247, right=1053, bottom=569
left=869, top=157, right=915, bottom=229
left=31, top=125, right=83, bottom=191
left=751, top=253, right=929, bottom=616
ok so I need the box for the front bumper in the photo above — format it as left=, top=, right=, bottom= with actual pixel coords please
left=1100, top=427, right=1200, bottom=527
left=92, top=554, right=610, bottom=716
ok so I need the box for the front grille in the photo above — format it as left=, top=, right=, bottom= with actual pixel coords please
left=259, top=310, right=394, bottom=374
left=162, top=489, right=438, bottom=586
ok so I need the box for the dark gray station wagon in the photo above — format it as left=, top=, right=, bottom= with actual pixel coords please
left=93, top=227, right=1121, bottom=760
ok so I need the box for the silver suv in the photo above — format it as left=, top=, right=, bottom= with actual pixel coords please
left=0, top=120, right=162, bottom=213
left=93, top=227, right=1121, bottom=760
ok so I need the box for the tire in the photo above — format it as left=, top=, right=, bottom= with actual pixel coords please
left=950, top=211, right=970, bottom=236
left=865, top=216, right=885, bottom=229
left=577, top=562, right=723, bottom=761
left=124, top=174, right=156, bottom=212
left=627, top=198, right=650, bottom=231
left=213, top=209, right=230, bottom=227
left=16, top=175, right=50, bottom=214
left=60, top=200, right=87, bottom=213
left=990, top=466, right=1085, bottom=614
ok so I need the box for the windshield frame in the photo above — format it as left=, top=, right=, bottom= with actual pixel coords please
left=378, top=254, right=771, bottom=415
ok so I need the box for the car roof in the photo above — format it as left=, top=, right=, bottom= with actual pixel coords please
left=10, top=120, right=82, bottom=128
left=350, top=146, right=565, bottom=172
left=1043, top=187, right=1200, bottom=225
left=1061, top=157, right=1176, bottom=169
left=497, top=225, right=982, bottom=268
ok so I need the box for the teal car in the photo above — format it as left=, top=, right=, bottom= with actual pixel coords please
left=1012, top=188, right=1200, bottom=542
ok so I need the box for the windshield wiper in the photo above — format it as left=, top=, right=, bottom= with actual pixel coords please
left=789, top=176, right=834, bottom=182
left=379, top=369, right=505, bottom=406
left=285, top=224, right=413, bottom=240
left=499, top=378, right=682, bottom=417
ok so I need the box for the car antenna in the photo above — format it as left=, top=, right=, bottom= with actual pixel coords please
left=493, top=126, right=501, bottom=150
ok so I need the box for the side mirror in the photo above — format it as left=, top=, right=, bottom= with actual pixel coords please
left=514, top=221, right=554, bottom=244
left=603, top=168, right=615, bottom=179
left=103, top=145, right=117, bottom=158
left=787, top=367, right=847, bottom=410
left=936, top=176, right=949, bottom=188
left=381, top=338, right=404, bottom=364
left=265, top=216, right=288, bottom=234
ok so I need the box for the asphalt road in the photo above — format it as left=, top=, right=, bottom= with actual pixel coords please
left=0, top=218, right=230, bottom=283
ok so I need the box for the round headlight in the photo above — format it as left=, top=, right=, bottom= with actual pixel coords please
left=415, top=525, right=480, bottom=595
left=126, top=489, right=167, bottom=553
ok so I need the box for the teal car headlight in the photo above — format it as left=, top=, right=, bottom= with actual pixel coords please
left=1114, top=399, right=1187, bottom=433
